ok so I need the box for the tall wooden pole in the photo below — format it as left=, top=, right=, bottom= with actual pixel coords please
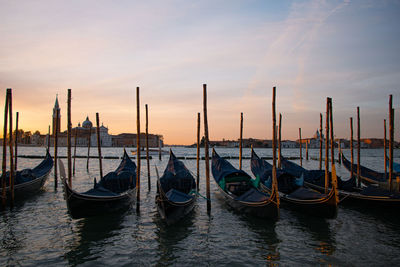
left=329, top=98, right=335, bottom=166
left=14, top=112, right=19, bottom=171
left=384, top=119, right=387, bottom=179
left=278, top=113, right=282, bottom=168
left=1, top=90, right=9, bottom=208
left=47, top=125, right=50, bottom=150
left=389, top=95, right=393, bottom=191
left=8, top=89, right=14, bottom=207
left=324, top=98, right=330, bottom=194
left=239, top=112, right=243, bottom=170
left=86, top=125, right=91, bottom=171
left=73, top=128, right=77, bottom=176
left=350, top=117, right=354, bottom=178
left=305, top=141, right=309, bottom=160
left=196, top=112, right=200, bottom=192
left=203, top=84, right=211, bottom=212
left=54, top=109, right=59, bottom=189
left=319, top=113, right=323, bottom=170
left=145, top=104, right=151, bottom=191
left=272, top=87, right=279, bottom=209
left=357, top=107, right=361, bottom=188
left=158, top=138, right=162, bottom=160
left=96, top=113, right=103, bottom=179
left=299, top=128, right=302, bottom=166
left=136, top=87, right=141, bottom=213
left=67, top=89, right=72, bottom=187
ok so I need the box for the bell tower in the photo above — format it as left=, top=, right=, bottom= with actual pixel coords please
left=52, top=94, right=61, bottom=136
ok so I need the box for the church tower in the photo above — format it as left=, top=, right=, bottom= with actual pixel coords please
left=52, top=95, right=61, bottom=136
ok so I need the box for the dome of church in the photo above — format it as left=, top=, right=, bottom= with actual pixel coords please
left=82, top=116, right=93, bottom=128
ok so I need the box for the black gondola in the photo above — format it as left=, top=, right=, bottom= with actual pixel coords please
left=281, top=156, right=400, bottom=210
left=156, top=150, right=197, bottom=225
left=341, top=153, right=393, bottom=185
left=1, top=149, right=53, bottom=203
left=60, top=150, right=136, bottom=219
left=251, top=150, right=337, bottom=218
left=211, top=149, right=279, bottom=219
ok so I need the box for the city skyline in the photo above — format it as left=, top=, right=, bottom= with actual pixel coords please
left=1, top=1, right=399, bottom=145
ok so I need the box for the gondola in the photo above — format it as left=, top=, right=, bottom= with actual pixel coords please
left=251, top=150, right=337, bottom=218
left=60, top=149, right=136, bottom=219
left=341, top=153, right=391, bottom=185
left=281, top=156, right=400, bottom=210
left=0, top=149, right=53, bottom=203
left=156, top=150, right=197, bottom=225
left=211, top=148, right=279, bottom=219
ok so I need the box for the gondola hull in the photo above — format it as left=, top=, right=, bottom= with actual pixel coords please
left=270, top=186, right=337, bottom=219
left=61, top=177, right=136, bottom=219
left=156, top=191, right=196, bottom=225
left=1, top=170, right=51, bottom=202
left=155, top=150, right=197, bottom=225
left=252, top=151, right=336, bottom=218
left=341, top=153, right=389, bottom=185
left=1, top=152, right=53, bottom=204
left=216, top=184, right=279, bottom=219
left=304, top=181, right=400, bottom=210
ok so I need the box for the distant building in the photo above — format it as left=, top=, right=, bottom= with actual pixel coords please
left=52, top=95, right=61, bottom=136
left=281, top=140, right=297, bottom=148
left=298, top=130, right=324, bottom=148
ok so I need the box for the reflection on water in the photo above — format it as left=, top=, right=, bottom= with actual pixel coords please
left=0, top=147, right=400, bottom=266
left=1, top=213, right=23, bottom=266
left=154, top=208, right=196, bottom=266
left=241, top=215, right=280, bottom=264
left=65, top=214, right=124, bottom=266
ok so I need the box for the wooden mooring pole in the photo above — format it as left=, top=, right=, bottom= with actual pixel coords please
left=136, top=87, right=141, bottom=213
left=8, top=89, right=15, bottom=207
left=15, top=112, right=19, bottom=172
left=54, top=109, right=59, bottom=189
left=299, top=128, right=302, bottom=167
left=96, top=113, right=103, bottom=179
left=272, top=87, right=279, bottom=211
left=145, top=104, right=150, bottom=191
left=278, top=113, right=282, bottom=168
left=86, top=125, right=91, bottom=171
left=239, top=112, right=243, bottom=170
left=329, top=98, right=335, bottom=166
left=47, top=125, right=50, bottom=150
left=196, top=112, right=200, bottom=192
left=203, top=84, right=211, bottom=213
left=350, top=117, right=354, bottom=178
left=67, top=89, right=72, bottom=187
left=357, top=107, right=361, bottom=188
left=384, top=119, right=387, bottom=178
left=73, top=128, right=77, bottom=176
left=389, top=95, right=393, bottom=191
left=305, top=141, right=309, bottom=161
left=1, top=90, right=9, bottom=209
left=158, top=138, right=162, bottom=161
left=324, top=98, right=330, bottom=194
left=319, top=113, right=323, bottom=170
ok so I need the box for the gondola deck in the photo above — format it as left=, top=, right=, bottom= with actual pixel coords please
left=212, top=149, right=279, bottom=220
left=251, top=150, right=338, bottom=218
left=156, top=150, right=197, bottom=225
left=60, top=149, right=137, bottom=219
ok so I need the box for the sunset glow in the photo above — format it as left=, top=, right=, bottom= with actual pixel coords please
left=1, top=0, right=399, bottom=144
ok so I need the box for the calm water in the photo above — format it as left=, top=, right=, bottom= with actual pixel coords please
left=1, top=146, right=400, bottom=266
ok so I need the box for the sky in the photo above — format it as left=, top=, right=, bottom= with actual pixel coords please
left=0, top=0, right=399, bottom=145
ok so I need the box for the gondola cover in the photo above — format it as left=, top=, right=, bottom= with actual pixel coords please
left=1, top=150, right=53, bottom=186
left=159, top=152, right=196, bottom=202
